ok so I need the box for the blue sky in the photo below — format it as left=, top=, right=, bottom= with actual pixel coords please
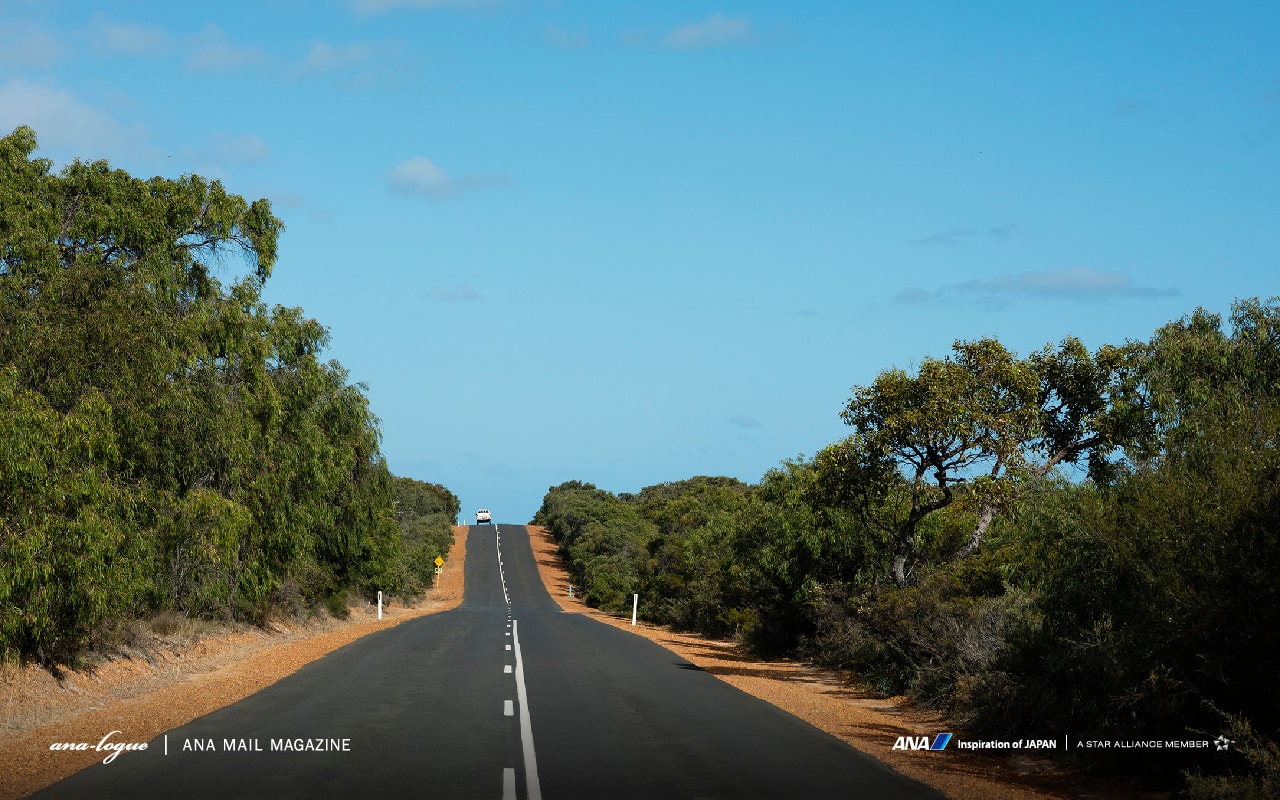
left=3, top=1, right=1277, bottom=523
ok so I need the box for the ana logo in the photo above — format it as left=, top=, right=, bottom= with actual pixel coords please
left=892, top=733, right=952, bottom=751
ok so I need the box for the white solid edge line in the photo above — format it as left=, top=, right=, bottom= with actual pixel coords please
left=512, top=619, right=542, bottom=800
left=503, top=767, right=516, bottom=800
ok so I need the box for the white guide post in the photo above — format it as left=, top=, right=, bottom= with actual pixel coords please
left=631, top=593, right=638, bottom=626
left=377, top=590, right=383, bottom=620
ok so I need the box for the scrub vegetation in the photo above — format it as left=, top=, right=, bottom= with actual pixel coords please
left=0, top=127, right=456, bottom=669
left=535, top=298, right=1280, bottom=796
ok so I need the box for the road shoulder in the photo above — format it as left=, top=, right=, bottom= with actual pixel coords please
left=0, top=527, right=469, bottom=800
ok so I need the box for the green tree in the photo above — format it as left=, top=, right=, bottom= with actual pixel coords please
left=533, top=481, right=655, bottom=610
left=826, top=336, right=1143, bottom=586
left=2, top=126, right=440, bottom=660
left=391, top=476, right=459, bottom=594
left=0, top=370, right=148, bottom=665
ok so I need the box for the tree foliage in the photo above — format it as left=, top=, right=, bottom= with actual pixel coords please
left=824, top=336, right=1145, bottom=586
left=0, top=126, right=454, bottom=665
left=533, top=297, right=1280, bottom=792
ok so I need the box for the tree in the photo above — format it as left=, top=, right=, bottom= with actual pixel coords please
left=825, top=336, right=1144, bottom=586
left=2, top=126, right=439, bottom=660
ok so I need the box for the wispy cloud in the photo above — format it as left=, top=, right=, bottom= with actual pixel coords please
left=664, top=14, right=752, bottom=50
left=208, top=133, right=270, bottom=165
left=295, top=41, right=377, bottom=76
left=895, top=267, right=1180, bottom=310
left=347, top=0, right=501, bottom=14
left=387, top=156, right=508, bottom=198
left=912, top=223, right=1023, bottom=245
left=893, top=288, right=935, bottom=305
left=0, top=21, right=68, bottom=68
left=911, top=227, right=975, bottom=245
left=729, top=415, right=762, bottom=430
left=290, top=39, right=408, bottom=89
left=187, top=24, right=265, bottom=72
left=89, top=14, right=169, bottom=57
left=427, top=286, right=485, bottom=303
left=0, top=79, right=149, bottom=161
left=543, top=24, right=589, bottom=50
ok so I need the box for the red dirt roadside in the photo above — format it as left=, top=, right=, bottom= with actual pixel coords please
left=0, top=527, right=468, bottom=800
left=523, top=524, right=1169, bottom=800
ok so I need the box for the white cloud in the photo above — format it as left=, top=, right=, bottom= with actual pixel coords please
left=89, top=14, right=169, bottom=56
left=348, top=0, right=501, bottom=14
left=387, top=156, right=507, bottom=198
left=894, top=267, right=1181, bottom=309
left=187, top=23, right=265, bottom=72
left=291, top=40, right=408, bottom=89
left=664, top=14, right=752, bottom=50
left=295, top=41, right=376, bottom=76
left=729, top=415, right=762, bottom=430
left=0, top=79, right=149, bottom=161
left=388, top=156, right=452, bottom=195
left=0, top=21, right=69, bottom=68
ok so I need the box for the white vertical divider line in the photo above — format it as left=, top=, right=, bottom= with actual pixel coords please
left=495, top=525, right=510, bottom=606
left=512, top=619, right=542, bottom=800
left=503, top=767, right=516, bottom=800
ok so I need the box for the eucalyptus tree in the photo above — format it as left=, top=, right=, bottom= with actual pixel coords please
left=822, top=336, right=1145, bottom=586
left=1, top=125, right=407, bottom=661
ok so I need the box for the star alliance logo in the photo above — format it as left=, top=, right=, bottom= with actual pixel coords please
left=1214, top=735, right=1232, bottom=752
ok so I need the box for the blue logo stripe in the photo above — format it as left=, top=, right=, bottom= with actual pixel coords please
left=930, top=733, right=953, bottom=750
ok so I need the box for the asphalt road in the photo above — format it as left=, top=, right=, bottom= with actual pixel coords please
left=35, top=524, right=945, bottom=799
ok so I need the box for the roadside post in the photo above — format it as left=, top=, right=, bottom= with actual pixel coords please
left=377, top=590, right=382, bottom=620
left=631, top=593, right=638, bottom=626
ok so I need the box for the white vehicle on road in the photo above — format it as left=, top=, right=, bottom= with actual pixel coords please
left=476, top=508, right=492, bottom=524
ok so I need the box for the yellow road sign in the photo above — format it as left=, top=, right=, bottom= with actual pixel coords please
left=434, top=556, right=444, bottom=567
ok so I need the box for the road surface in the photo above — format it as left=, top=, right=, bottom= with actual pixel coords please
left=35, top=524, right=945, bottom=799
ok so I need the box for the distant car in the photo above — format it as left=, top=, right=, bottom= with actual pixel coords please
left=476, top=509, right=492, bottom=524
